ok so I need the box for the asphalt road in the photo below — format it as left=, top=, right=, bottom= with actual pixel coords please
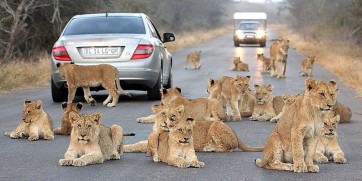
left=1, top=29, right=362, bottom=181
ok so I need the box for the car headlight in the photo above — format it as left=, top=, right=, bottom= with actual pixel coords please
left=235, top=30, right=243, bottom=38
left=256, top=30, right=265, bottom=39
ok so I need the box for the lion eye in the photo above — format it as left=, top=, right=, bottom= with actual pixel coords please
left=161, top=112, right=166, bottom=117
left=170, top=115, right=176, bottom=121
left=330, top=94, right=335, bottom=97
left=27, top=111, right=31, bottom=114
left=332, top=123, right=335, bottom=126
left=188, top=129, right=192, bottom=134
left=87, top=125, right=92, bottom=128
left=177, top=128, right=183, bottom=132
left=324, top=123, right=328, bottom=126
left=77, top=124, right=81, bottom=128
left=319, top=93, right=325, bottom=97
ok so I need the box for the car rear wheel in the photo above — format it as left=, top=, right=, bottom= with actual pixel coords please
left=147, top=71, right=162, bottom=100
left=234, top=41, right=239, bottom=47
left=51, top=78, right=68, bottom=102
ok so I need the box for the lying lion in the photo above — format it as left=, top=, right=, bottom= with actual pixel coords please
left=53, top=102, right=83, bottom=135
left=231, top=57, right=249, bottom=72
left=249, top=84, right=276, bottom=122
left=4, top=100, right=54, bottom=141
left=255, top=78, right=338, bottom=173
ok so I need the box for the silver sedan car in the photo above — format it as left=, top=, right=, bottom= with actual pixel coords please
left=50, top=13, right=175, bottom=101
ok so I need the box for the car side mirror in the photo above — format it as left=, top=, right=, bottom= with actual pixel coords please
left=163, top=33, right=175, bottom=43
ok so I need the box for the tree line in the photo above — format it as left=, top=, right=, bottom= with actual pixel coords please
left=0, top=0, right=226, bottom=63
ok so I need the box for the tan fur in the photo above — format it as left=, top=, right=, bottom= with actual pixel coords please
left=220, top=75, right=251, bottom=121
left=231, top=57, right=249, bottom=72
left=161, top=87, right=226, bottom=121
left=54, top=102, right=83, bottom=135
left=270, top=94, right=298, bottom=123
left=184, top=50, right=202, bottom=69
left=330, top=101, right=352, bottom=123
left=313, top=114, right=346, bottom=164
left=257, top=53, right=271, bottom=73
left=155, top=118, right=204, bottom=168
left=249, top=85, right=276, bottom=121
left=4, top=100, right=54, bottom=141
left=59, top=112, right=124, bottom=167
left=56, top=63, right=130, bottom=107
left=270, top=39, right=290, bottom=78
left=300, top=56, right=315, bottom=77
left=255, top=78, right=339, bottom=173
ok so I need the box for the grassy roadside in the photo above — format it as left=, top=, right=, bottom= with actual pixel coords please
left=274, top=24, right=362, bottom=98
left=0, top=27, right=232, bottom=94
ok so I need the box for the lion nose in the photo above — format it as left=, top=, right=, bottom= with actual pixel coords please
left=327, top=104, right=333, bottom=108
left=80, top=134, right=86, bottom=137
left=184, top=138, right=189, bottom=141
left=329, top=129, right=333, bottom=132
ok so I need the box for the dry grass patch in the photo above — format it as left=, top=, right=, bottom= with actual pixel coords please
left=274, top=24, right=362, bottom=97
left=0, top=52, right=51, bottom=94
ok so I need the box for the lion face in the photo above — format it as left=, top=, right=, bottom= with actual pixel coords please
left=69, top=112, right=101, bottom=144
left=166, top=105, right=185, bottom=129
left=282, top=94, right=298, bottom=106
left=22, top=100, right=43, bottom=123
left=152, top=105, right=169, bottom=131
left=254, top=85, right=273, bottom=105
left=322, top=115, right=340, bottom=138
left=305, top=78, right=338, bottom=114
left=233, top=57, right=241, bottom=64
left=161, top=87, right=182, bottom=105
left=233, top=75, right=251, bottom=95
left=169, top=118, right=195, bottom=145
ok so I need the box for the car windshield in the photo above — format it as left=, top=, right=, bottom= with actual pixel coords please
left=63, top=16, right=146, bottom=35
left=239, top=23, right=262, bottom=30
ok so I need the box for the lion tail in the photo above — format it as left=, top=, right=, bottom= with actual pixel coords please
left=123, top=132, right=136, bottom=136
left=114, top=69, right=131, bottom=97
left=255, top=158, right=266, bottom=168
left=237, top=138, right=264, bottom=152
left=3, top=131, right=10, bottom=137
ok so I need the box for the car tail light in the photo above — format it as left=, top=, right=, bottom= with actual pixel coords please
left=131, top=44, right=154, bottom=60
left=52, top=46, right=71, bottom=61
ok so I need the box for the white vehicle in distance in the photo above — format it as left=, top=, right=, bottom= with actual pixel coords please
left=51, top=13, right=175, bottom=101
left=233, top=12, right=267, bottom=47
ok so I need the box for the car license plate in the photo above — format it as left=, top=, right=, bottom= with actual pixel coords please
left=82, top=47, right=119, bottom=57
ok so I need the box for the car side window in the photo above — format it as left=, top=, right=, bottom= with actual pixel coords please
left=145, top=18, right=161, bottom=40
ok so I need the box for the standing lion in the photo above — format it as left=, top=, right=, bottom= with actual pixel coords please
left=184, top=50, right=202, bottom=69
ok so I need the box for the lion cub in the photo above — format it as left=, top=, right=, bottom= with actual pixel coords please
left=249, top=85, right=276, bottom=122
left=313, top=114, right=347, bottom=164
left=231, top=57, right=249, bottom=72
left=53, top=102, right=83, bottom=135
left=155, top=117, right=204, bottom=168
left=300, top=56, right=315, bottom=77
left=59, top=112, right=124, bottom=167
left=270, top=94, right=298, bottom=123
left=256, top=53, right=271, bottom=73
left=184, top=50, right=202, bottom=69
left=4, top=100, right=54, bottom=141
left=57, top=63, right=131, bottom=107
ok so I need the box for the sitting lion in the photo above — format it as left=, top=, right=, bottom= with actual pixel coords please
left=270, top=39, right=290, bottom=78
left=56, top=63, right=131, bottom=107
left=255, top=78, right=338, bottom=173
left=53, top=102, right=83, bottom=135
left=270, top=94, right=299, bottom=123
left=231, top=57, right=249, bottom=72
left=59, top=112, right=124, bottom=167
left=300, top=56, right=315, bottom=77
left=3, top=100, right=54, bottom=141
left=184, top=50, right=202, bottom=69
left=256, top=53, right=271, bottom=73
left=249, top=84, right=276, bottom=121
left=313, top=114, right=347, bottom=164
left=154, top=117, right=204, bottom=168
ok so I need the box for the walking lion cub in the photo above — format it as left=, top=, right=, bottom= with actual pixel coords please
left=184, top=50, right=202, bottom=69
left=255, top=78, right=339, bottom=173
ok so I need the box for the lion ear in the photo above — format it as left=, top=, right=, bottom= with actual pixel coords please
left=175, top=105, right=185, bottom=115
left=175, top=87, right=181, bottom=93
left=61, top=102, right=67, bottom=110
left=69, top=112, right=80, bottom=125
left=186, top=117, right=195, bottom=126
left=208, top=78, right=214, bottom=85
left=267, top=85, right=273, bottom=91
left=305, top=77, right=316, bottom=91
left=91, top=112, right=102, bottom=125
left=35, top=100, right=42, bottom=109
left=254, top=84, right=260, bottom=89
left=24, top=99, right=31, bottom=106
left=152, top=104, right=162, bottom=113
left=76, top=102, right=83, bottom=110
left=161, top=87, right=167, bottom=95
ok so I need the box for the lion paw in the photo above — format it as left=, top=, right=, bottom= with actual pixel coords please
left=192, top=161, right=204, bottom=168
left=293, top=163, right=308, bottom=173
left=249, top=116, right=257, bottom=121
left=177, top=161, right=189, bottom=168
left=106, top=103, right=116, bottom=107
left=110, top=153, right=120, bottom=160
left=314, top=156, right=328, bottom=164
left=28, top=136, right=39, bottom=141
left=307, top=164, right=319, bottom=173
left=270, top=118, right=278, bottom=123
left=59, top=159, right=73, bottom=166
left=334, top=157, right=347, bottom=164
left=73, top=158, right=87, bottom=167
left=44, top=134, right=54, bottom=140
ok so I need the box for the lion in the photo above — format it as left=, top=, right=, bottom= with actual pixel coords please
left=256, top=53, right=271, bottom=73
left=59, top=112, right=124, bottom=167
left=300, top=56, right=315, bottom=77
left=249, top=84, right=276, bottom=121
left=154, top=117, right=204, bottom=168
left=161, top=87, right=226, bottom=121
left=255, top=78, right=339, bottom=173
left=3, top=100, right=54, bottom=141
left=270, top=39, right=290, bottom=78
left=184, top=50, right=202, bottom=69
left=331, top=101, right=352, bottom=123
left=231, top=57, right=249, bottom=72
left=220, top=75, right=251, bottom=121
left=313, top=114, right=347, bottom=164
left=270, top=94, right=298, bottom=123
left=53, top=102, right=83, bottom=135
left=56, top=63, right=131, bottom=107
